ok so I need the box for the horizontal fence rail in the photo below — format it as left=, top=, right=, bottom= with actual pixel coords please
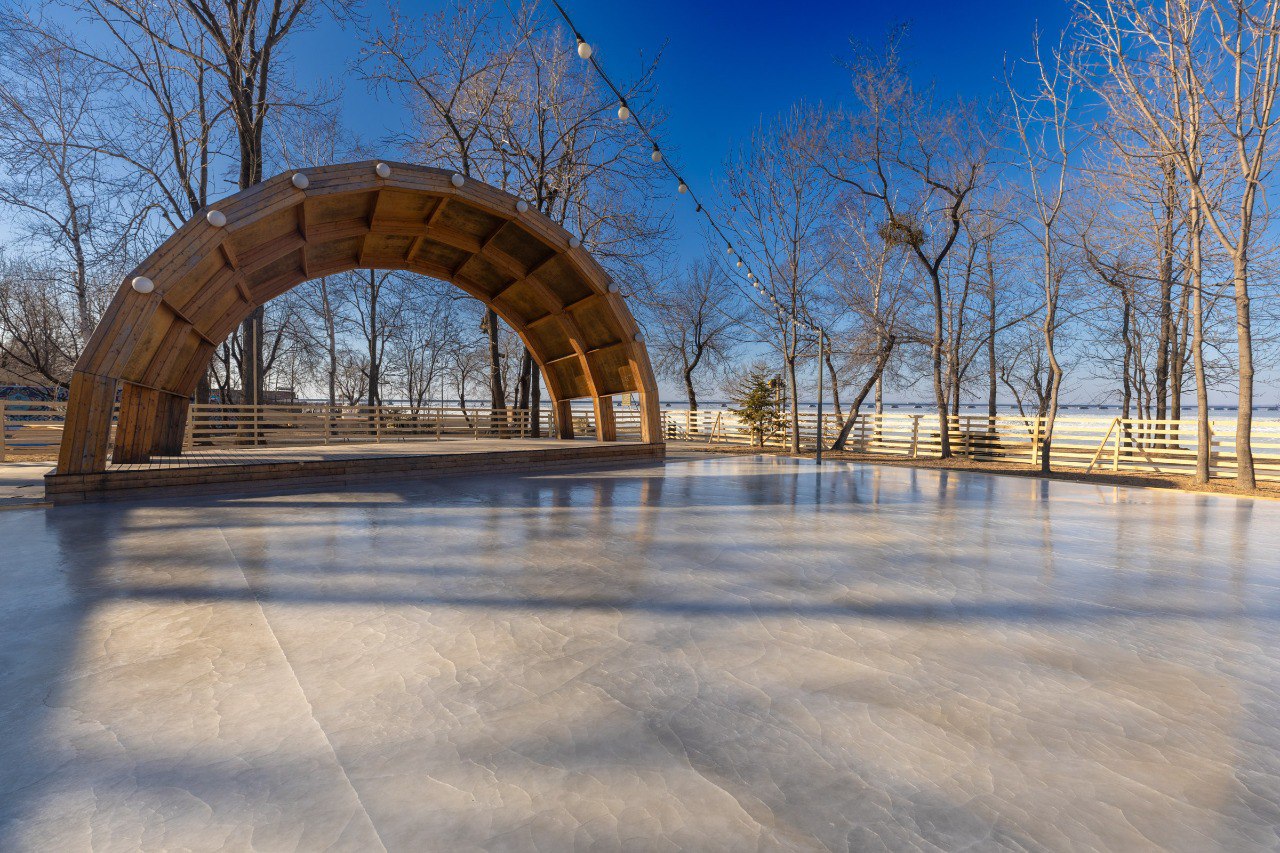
left=660, top=409, right=1280, bottom=483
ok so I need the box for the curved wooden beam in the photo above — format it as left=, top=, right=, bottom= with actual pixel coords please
left=57, top=161, right=662, bottom=474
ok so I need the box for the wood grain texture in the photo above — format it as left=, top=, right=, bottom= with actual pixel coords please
left=57, top=161, right=662, bottom=473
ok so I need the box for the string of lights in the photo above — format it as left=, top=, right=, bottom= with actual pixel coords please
left=547, top=0, right=820, bottom=337
left=548, top=1, right=829, bottom=461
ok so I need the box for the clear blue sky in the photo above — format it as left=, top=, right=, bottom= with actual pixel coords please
left=295, top=0, right=1071, bottom=264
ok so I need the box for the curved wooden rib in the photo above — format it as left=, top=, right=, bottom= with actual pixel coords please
left=57, top=161, right=662, bottom=474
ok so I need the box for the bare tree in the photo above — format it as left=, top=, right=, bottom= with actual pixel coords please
left=819, top=33, right=992, bottom=458
left=645, top=260, right=742, bottom=411
left=723, top=106, right=833, bottom=453
left=1075, top=0, right=1280, bottom=488
left=0, top=25, right=142, bottom=349
left=1007, top=28, right=1079, bottom=473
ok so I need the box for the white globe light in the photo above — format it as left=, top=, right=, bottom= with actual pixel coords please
left=633, top=333, right=644, bottom=343
left=206, top=210, right=226, bottom=228
left=291, top=172, right=309, bottom=190
left=608, top=282, right=620, bottom=293
left=736, top=259, right=742, bottom=268
left=516, top=199, right=529, bottom=213
left=375, top=162, right=391, bottom=178
left=131, top=276, right=155, bottom=294
left=569, top=236, right=581, bottom=248
left=747, top=272, right=754, bottom=280
left=726, top=246, right=734, bottom=255
left=651, top=147, right=662, bottom=163
left=618, top=104, right=631, bottom=121
left=450, top=173, right=465, bottom=188
left=577, top=40, right=592, bottom=60
left=677, top=181, right=688, bottom=194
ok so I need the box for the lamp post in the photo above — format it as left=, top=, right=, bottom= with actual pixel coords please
left=815, top=328, right=825, bottom=465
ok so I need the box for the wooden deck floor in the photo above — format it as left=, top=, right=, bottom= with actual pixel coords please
left=47, top=438, right=664, bottom=504
left=106, top=436, right=623, bottom=472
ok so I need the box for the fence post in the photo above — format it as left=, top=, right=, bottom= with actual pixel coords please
left=1030, top=418, right=1040, bottom=466
left=1112, top=419, right=1121, bottom=472
left=0, top=401, right=6, bottom=463
left=1207, top=422, right=1217, bottom=476
left=909, top=415, right=920, bottom=459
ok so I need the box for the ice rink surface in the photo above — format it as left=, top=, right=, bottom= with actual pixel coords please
left=2, top=455, right=1279, bottom=851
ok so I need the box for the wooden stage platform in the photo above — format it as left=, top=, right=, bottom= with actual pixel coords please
left=44, top=438, right=665, bottom=504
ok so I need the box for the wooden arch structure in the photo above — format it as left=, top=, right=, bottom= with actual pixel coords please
left=56, top=161, right=662, bottom=475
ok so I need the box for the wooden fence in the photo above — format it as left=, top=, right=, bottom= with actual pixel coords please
left=7, top=399, right=1280, bottom=481
left=660, top=409, right=1280, bottom=482
left=0, top=401, right=573, bottom=462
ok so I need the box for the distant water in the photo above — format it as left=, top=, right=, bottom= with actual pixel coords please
left=307, top=397, right=1280, bottom=418
left=655, top=401, right=1280, bottom=417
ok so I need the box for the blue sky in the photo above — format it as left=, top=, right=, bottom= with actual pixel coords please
left=293, top=0, right=1072, bottom=266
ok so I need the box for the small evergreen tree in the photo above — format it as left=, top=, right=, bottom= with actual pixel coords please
left=729, top=363, right=785, bottom=447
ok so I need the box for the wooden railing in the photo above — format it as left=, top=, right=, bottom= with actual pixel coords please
left=7, top=398, right=1279, bottom=482
left=0, top=401, right=567, bottom=462
left=185, top=404, right=555, bottom=448
left=661, top=409, right=1280, bottom=482
left=0, top=400, right=71, bottom=461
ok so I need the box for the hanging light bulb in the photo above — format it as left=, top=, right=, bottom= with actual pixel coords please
left=746, top=271, right=754, bottom=280
left=617, top=101, right=630, bottom=121
left=677, top=179, right=688, bottom=194
left=735, top=259, right=742, bottom=268
left=576, top=37, right=592, bottom=60
left=651, top=145, right=662, bottom=163
left=726, top=245, right=734, bottom=255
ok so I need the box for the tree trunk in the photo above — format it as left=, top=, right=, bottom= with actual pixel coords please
left=987, top=275, right=997, bottom=425
left=824, top=347, right=843, bottom=420
left=831, top=338, right=896, bottom=451
left=1040, top=240, right=1061, bottom=476
left=786, top=355, right=800, bottom=454
left=486, top=308, right=506, bottom=416
left=239, top=308, right=264, bottom=406
left=683, top=367, right=698, bottom=411
left=367, top=271, right=379, bottom=408
left=930, top=271, right=951, bottom=458
left=530, top=363, right=542, bottom=438
left=1232, top=253, right=1255, bottom=489
left=1190, top=201, right=1210, bottom=485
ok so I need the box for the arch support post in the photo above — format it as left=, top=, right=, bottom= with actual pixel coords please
left=57, top=372, right=117, bottom=474
left=114, top=383, right=161, bottom=464
left=639, top=390, right=662, bottom=445
left=553, top=399, right=575, bottom=440
left=151, top=394, right=191, bottom=456
left=593, top=395, right=616, bottom=442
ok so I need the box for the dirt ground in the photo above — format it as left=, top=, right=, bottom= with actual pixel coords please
left=666, top=441, right=1280, bottom=501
